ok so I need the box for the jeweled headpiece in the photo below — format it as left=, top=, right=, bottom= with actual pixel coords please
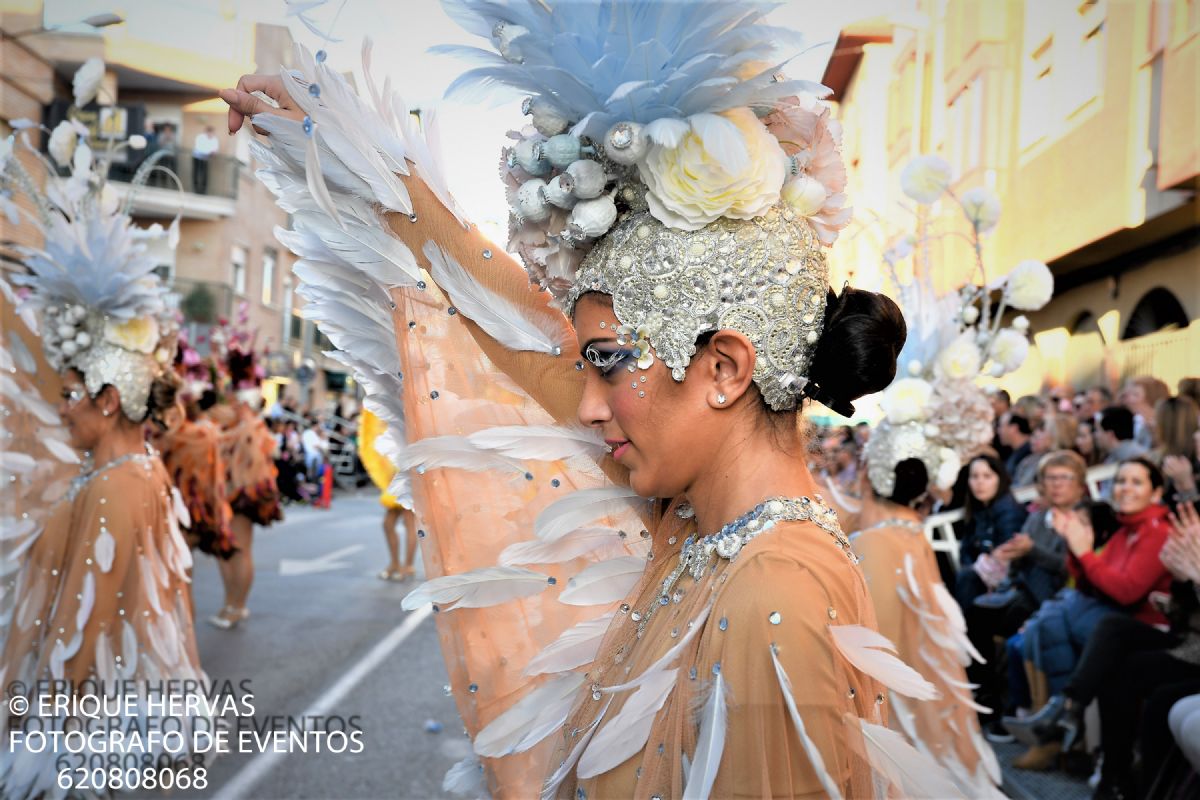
left=443, top=0, right=853, bottom=411
left=1, top=68, right=181, bottom=422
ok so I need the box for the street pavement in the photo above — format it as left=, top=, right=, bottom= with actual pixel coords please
left=153, top=493, right=468, bottom=800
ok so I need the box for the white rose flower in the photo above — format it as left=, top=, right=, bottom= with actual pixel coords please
left=900, top=154, right=954, bottom=204
left=959, top=186, right=1002, bottom=233
left=1004, top=259, right=1054, bottom=311
left=990, top=328, right=1030, bottom=374
left=73, top=57, right=106, bottom=108
left=104, top=316, right=160, bottom=354
left=880, top=378, right=933, bottom=424
left=639, top=108, right=786, bottom=231
left=935, top=448, right=962, bottom=490
left=48, top=121, right=78, bottom=167
left=936, top=332, right=982, bottom=380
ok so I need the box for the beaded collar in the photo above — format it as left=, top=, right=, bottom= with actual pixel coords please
left=634, top=495, right=851, bottom=636
left=65, top=443, right=156, bottom=503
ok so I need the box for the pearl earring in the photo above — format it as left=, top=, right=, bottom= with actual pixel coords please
left=102, top=409, right=110, bottom=417
left=716, top=394, right=726, bottom=405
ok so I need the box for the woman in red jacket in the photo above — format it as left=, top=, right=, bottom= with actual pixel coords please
left=1011, top=458, right=1171, bottom=705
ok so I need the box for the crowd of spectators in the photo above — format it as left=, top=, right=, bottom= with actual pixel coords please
left=816, top=375, right=1200, bottom=798
left=264, top=394, right=363, bottom=507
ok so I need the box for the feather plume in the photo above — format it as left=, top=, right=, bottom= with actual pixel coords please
left=474, top=672, right=585, bottom=757
left=602, top=605, right=711, bottom=694
left=394, top=435, right=524, bottom=474
left=682, top=669, right=727, bottom=800
left=971, top=725, right=1002, bottom=786
left=577, top=667, right=678, bottom=779
left=40, top=436, right=80, bottom=464
left=442, top=753, right=487, bottom=797
left=423, top=241, right=568, bottom=355
left=541, top=699, right=611, bottom=800
left=525, top=612, right=615, bottom=675
left=401, top=565, right=550, bottom=611
left=304, top=131, right=345, bottom=230
left=536, top=486, right=642, bottom=542
left=440, top=0, right=824, bottom=140
left=858, top=718, right=965, bottom=799
left=828, top=624, right=939, bottom=700
left=75, top=571, right=95, bottom=634
left=500, top=527, right=628, bottom=566
left=771, top=645, right=843, bottom=800
left=468, top=424, right=605, bottom=461
left=931, top=582, right=986, bottom=663
left=558, top=555, right=644, bottom=606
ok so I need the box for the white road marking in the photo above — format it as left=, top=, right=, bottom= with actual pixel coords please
left=278, top=543, right=365, bottom=575
left=210, top=603, right=436, bottom=799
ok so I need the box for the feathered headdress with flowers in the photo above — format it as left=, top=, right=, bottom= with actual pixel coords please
left=435, top=0, right=855, bottom=411
left=0, top=60, right=182, bottom=421
left=865, top=154, right=1054, bottom=497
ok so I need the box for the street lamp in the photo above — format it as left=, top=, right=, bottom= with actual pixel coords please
left=1, top=12, right=125, bottom=40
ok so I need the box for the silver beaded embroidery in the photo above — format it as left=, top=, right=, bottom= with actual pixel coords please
left=565, top=207, right=829, bottom=411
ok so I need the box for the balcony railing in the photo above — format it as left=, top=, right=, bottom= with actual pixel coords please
left=108, top=150, right=240, bottom=201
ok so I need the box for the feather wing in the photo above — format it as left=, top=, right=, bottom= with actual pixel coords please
left=577, top=667, right=678, bottom=779
left=770, top=645, right=844, bottom=800
left=829, top=624, right=939, bottom=700
left=558, top=555, right=644, bottom=606
left=401, top=566, right=550, bottom=610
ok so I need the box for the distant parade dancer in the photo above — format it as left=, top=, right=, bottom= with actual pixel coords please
left=0, top=93, right=211, bottom=798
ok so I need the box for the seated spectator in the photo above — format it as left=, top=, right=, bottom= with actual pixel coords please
left=1122, top=376, right=1170, bottom=451
left=1006, top=458, right=1173, bottom=768
left=955, top=454, right=1029, bottom=609
left=1075, top=419, right=1102, bottom=466
left=1005, top=500, right=1200, bottom=798
left=1001, top=412, right=1034, bottom=479
left=1157, top=395, right=1200, bottom=508
left=1097, top=405, right=1149, bottom=470
left=1014, top=414, right=1078, bottom=487
left=968, top=451, right=1083, bottom=738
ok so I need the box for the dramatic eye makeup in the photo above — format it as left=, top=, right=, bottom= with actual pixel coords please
left=60, top=386, right=88, bottom=406
left=583, top=342, right=636, bottom=377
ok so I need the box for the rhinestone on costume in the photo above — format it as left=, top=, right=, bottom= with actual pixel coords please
left=417, top=529, right=426, bottom=538
left=718, top=617, right=728, bottom=631
left=468, top=683, right=478, bottom=693
left=768, top=611, right=782, bottom=625
left=302, top=115, right=313, bottom=135
left=577, top=789, right=586, bottom=800
left=524, top=472, right=534, bottom=481
left=308, top=83, right=321, bottom=97
left=848, top=687, right=856, bottom=698
left=429, top=390, right=439, bottom=399
left=876, top=693, right=885, bottom=705
left=575, top=360, right=585, bottom=370
left=689, top=666, right=698, bottom=679
left=448, top=306, right=458, bottom=316
left=315, top=49, right=327, bottom=62
left=619, top=603, right=630, bottom=614
left=827, top=607, right=837, bottom=620
left=630, top=611, right=642, bottom=622
left=482, top=248, right=493, bottom=259
left=547, top=576, right=557, bottom=585
left=551, top=478, right=561, bottom=487
left=712, top=662, right=721, bottom=675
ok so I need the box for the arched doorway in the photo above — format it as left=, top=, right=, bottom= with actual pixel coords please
left=1123, top=287, right=1189, bottom=339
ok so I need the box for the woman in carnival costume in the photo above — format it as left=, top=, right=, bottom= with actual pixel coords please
left=150, top=327, right=236, bottom=563
left=207, top=310, right=283, bottom=629
left=850, top=250, right=1052, bottom=795
left=358, top=408, right=418, bottom=581
left=0, top=76, right=211, bottom=798
left=220, top=2, right=974, bottom=796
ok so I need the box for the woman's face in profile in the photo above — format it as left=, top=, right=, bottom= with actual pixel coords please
left=573, top=294, right=713, bottom=499
left=1075, top=422, right=1094, bottom=455
left=967, top=458, right=1000, bottom=505
left=58, top=371, right=109, bottom=451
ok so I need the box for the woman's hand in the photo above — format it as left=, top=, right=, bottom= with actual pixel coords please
left=1163, top=455, right=1198, bottom=493
left=994, top=532, right=1034, bottom=561
left=218, top=74, right=305, bottom=136
left=1052, top=507, right=1095, bottom=558
left=1163, top=502, right=1200, bottom=583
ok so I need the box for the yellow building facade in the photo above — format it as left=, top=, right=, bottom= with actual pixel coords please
left=824, top=0, right=1199, bottom=396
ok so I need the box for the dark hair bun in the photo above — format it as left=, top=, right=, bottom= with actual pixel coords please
left=808, top=287, right=906, bottom=404
left=889, top=457, right=929, bottom=506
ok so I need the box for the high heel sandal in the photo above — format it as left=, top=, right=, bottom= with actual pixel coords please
left=208, top=606, right=249, bottom=629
